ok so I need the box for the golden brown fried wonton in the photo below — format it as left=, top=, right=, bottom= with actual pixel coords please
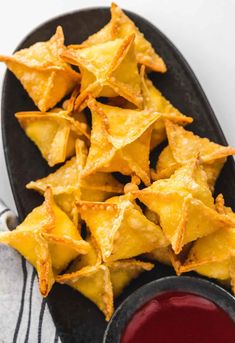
left=82, top=98, right=161, bottom=185
left=76, top=193, right=168, bottom=262
left=0, top=27, right=80, bottom=111
left=62, top=34, right=143, bottom=110
left=134, top=159, right=235, bottom=254
left=57, top=237, right=153, bottom=320
left=140, top=67, right=193, bottom=148
left=15, top=101, right=90, bottom=167
left=179, top=194, right=235, bottom=294
left=144, top=208, right=171, bottom=265
left=0, top=188, right=89, bottom=296
left=155, top=120, right=235, bottom=190
left=75, top=3, right=166, bottom=73
left=27, top=140, right=123, bottom=223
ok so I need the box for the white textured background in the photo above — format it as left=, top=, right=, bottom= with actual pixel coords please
left=0, top=1, right=235, bottom=342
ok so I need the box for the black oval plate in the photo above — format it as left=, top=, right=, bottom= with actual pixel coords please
left=2, top=7, right=235, bottom=343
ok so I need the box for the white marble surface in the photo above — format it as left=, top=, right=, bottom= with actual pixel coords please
left=1, top=0, right=235, bottom=212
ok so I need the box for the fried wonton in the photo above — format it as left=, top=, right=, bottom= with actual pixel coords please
left=155, top=121, right=235, bottom=190
left=62, top=34, right=143, bottom=110
left=81, top=98, right=160, bottom=185
left=27, top=140, right=123, bottom=223
left=134, top=159, right=235, bottom=254
left=0, top=188, right=89, bottom=296
left=56, top=238, right=153, bottom=320
left=75, top=3, right=166, bottom=73
left=140, top=67, right=193, bottom=148
left=76, top=193, right=168, bottom=262
left=144, top=207, right=160, bottom=226
left=179, top=195, right=235, bottom=293
left=145, top=246, right=172, bottom=266
left=0, top=27, right=80, bottom=111
left=15, top=99, right=90, bottom=166
left=144, top=208, right=171, bottom=265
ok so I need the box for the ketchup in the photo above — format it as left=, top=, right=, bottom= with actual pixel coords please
left=121, top=291, right=235, bottom=343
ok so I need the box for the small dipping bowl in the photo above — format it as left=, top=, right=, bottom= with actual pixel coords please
left=103, top=276, right=235, bottom=343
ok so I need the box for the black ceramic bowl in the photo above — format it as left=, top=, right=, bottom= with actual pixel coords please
left=103, top=276, right=235, bottom=343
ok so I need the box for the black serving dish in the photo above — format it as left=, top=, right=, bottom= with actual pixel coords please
left=2, top=6, right=235, bottom=343
left=103, top=276, right=235, bottom=343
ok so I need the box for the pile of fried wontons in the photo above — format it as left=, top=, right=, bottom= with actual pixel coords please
left=1, top=3, right=235, bottom=321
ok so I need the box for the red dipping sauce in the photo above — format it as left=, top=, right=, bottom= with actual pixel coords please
left=121, top=291, right=235, bottom=343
